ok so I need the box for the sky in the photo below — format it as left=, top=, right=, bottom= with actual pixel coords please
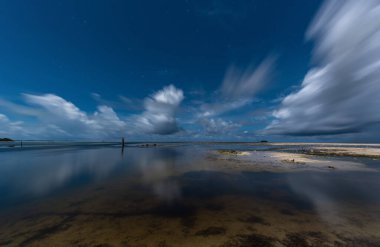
left=1, top=0, right=380, bottom=142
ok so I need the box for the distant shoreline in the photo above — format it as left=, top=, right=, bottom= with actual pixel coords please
left=0, top=138, right=14, bottom=142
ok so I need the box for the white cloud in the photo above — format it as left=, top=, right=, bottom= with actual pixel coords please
left=1, top=87, right=186, bottom=139
left=21, top=94, right=126, bottom=139
left=25, top=94, right=91, bottom=122
left=267, top=0, right=380, bottom=136
left=136, top=85, right=184, bottom=135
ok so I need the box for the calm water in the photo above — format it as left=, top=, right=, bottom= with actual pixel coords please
left=1, top=143, right=380, bottom=246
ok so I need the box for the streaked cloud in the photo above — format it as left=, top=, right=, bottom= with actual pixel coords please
left=199, top=57, right=275, bottom=118
left=199, top=98, right=251, bottom=118
left=266, top=0, right=380, bottom=136
left=221, top=57, right=274, bottom=100
left=190, top=57, right=275, bottom=138
left=91, top=93, right=143, bottom=112
left=0, top=98, right=42, bottom=116
left=193, top=0, right=256, bottom=29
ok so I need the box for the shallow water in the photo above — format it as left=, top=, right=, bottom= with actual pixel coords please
left=1, top=144, right=380, bottom=246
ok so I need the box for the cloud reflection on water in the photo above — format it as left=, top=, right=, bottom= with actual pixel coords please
left=286, top=170, right=380, bottom=227
left=129, top=148, right=182, bottom=202
left=2, top=144, right=380, bottom=229
left=0, top=147, right=122, bottom=205
left=0, top=145, right=203, bottom=207
left=126, top=147, right=204, bottom=203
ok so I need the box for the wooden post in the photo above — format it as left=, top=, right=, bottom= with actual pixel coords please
left=121, top=137, right=125, bottom=157
left=21, top=140, right=23, bottom=148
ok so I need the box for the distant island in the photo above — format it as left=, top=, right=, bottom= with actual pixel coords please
left=0, top=138, right=14, bottom=142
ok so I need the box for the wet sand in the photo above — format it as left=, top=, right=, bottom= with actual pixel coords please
left=263, top=143, right=380, bottom=158
left=208, top=150, right=375, bottom=172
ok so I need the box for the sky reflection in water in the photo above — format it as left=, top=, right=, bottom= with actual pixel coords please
left=1, top=144, right=380, bottom=229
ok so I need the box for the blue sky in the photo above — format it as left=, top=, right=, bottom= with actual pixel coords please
left=1, top=0, right=380, bottom=142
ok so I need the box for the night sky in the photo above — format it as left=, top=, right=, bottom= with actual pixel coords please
left=1, top=0, right=380, bottom=142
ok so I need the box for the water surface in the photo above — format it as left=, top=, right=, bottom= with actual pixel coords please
left=1, top=143, right=380, bottom=246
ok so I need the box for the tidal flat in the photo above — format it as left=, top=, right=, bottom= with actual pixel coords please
left=0, top=143, right=380, bottom=246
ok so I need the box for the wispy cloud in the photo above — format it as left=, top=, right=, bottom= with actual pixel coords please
left=199, top=57, right=275, bottom=118
left=91, top=93, right=143, bottom=112
left=0, top=98, right=42, bottom=116
left=0, top=113, right=27, bottom=137
left=199, top=118, right=241, bottom=135
left=266, top=0, right=380, bottom=136
left=221, top=57, right=274, bottom=100
left=193, top=0, right=255, bottom=29
left=199, top=98, right=251, bottom=118
left=187, top=57, right=275, bottom=138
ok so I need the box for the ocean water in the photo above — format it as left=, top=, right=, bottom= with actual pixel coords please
left=0, top=143, right=380, bottom=246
